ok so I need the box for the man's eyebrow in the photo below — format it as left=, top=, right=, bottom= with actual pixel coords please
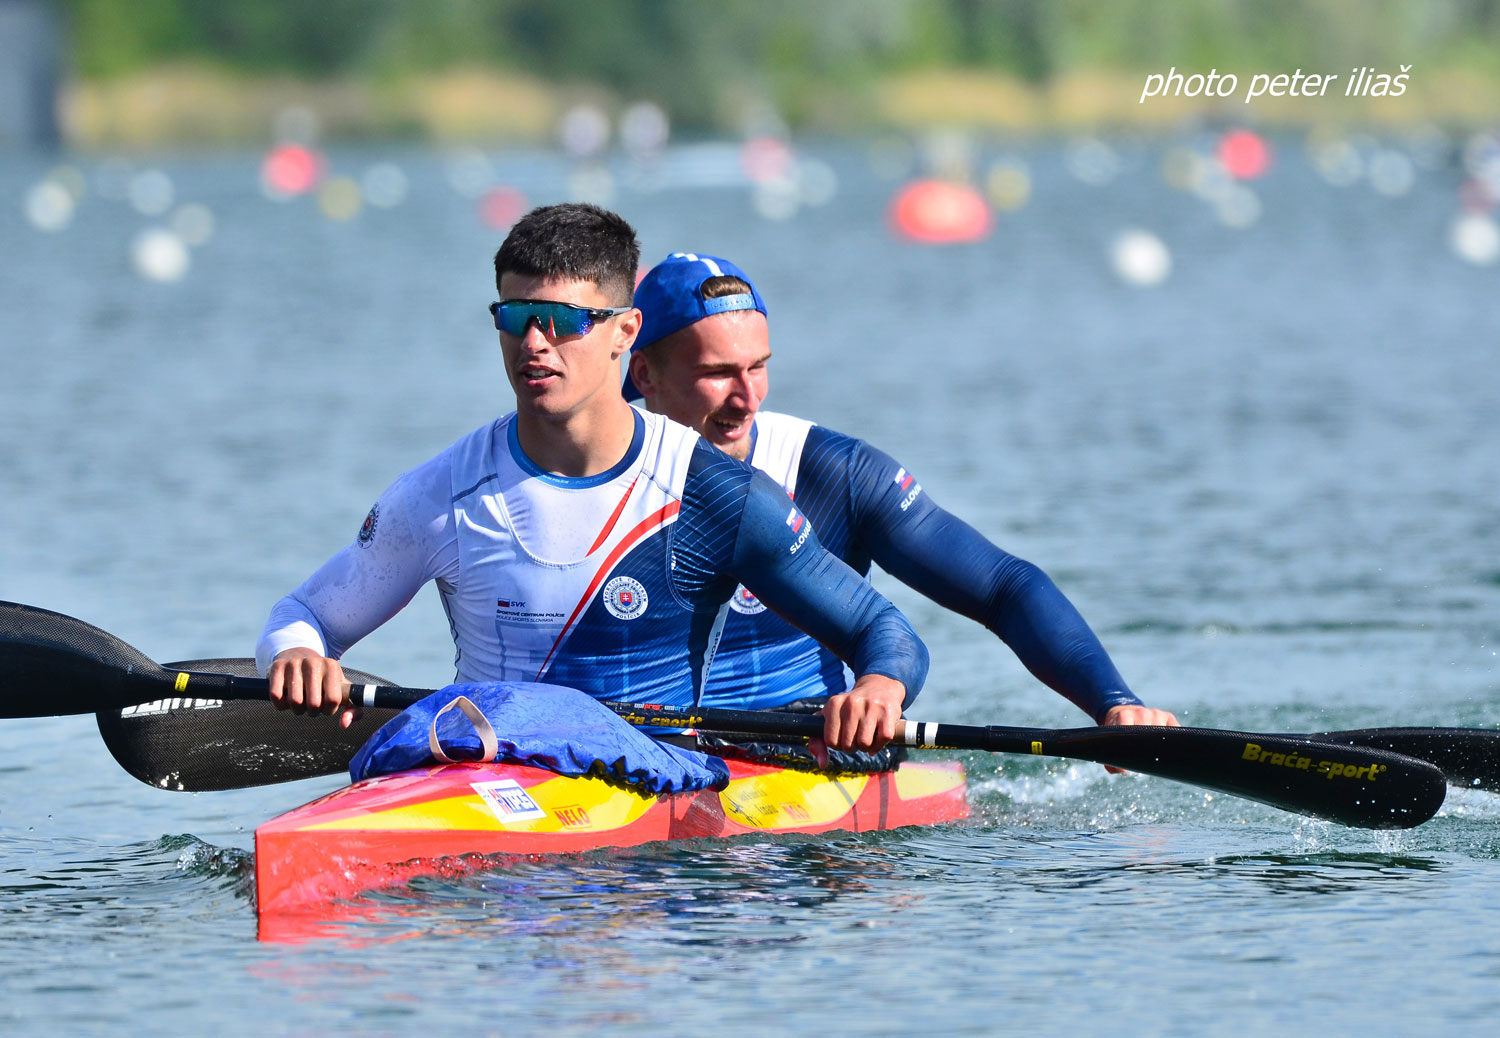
left=693, top=352, right=772, bottom=373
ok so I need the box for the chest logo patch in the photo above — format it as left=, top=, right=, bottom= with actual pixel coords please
left=728, top=584, right=768, bottom=616
left=357, top=503, right=379, bottom=548
left=602, top=575, right=649, bottom=620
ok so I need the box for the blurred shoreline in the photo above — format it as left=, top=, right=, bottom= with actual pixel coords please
left=58, top=64, right=1500, bottom=151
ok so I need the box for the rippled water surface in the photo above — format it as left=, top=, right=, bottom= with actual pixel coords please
left=3, top=141, right=1499, bottom=1033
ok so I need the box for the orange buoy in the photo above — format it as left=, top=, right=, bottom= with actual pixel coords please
left=889, top=179, right=992, bottom=244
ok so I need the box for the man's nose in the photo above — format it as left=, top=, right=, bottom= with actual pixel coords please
left=520, top=319, right=555, bottom=349
left=730, top=373, right=761, bottom=408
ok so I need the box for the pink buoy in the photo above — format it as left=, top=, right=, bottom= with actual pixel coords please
left=1217, top=130, right=1271, bottom=180
left=740, top=137, right=794, bottom=182
left=260, top=144, right=325, bottom=197
left=479, top=186, right=528, bottom=231
left=889, top=179, right=992, bottom=244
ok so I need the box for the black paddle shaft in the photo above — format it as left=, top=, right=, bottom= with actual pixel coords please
left=606, top=701, right=1448, bottom=830
left=0, top=601, right=1449, bottom=828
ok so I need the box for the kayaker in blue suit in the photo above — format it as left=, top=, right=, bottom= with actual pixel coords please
left=257, top=204, right=926, bottom=753
left=624, top=252, right=1179, bottom=731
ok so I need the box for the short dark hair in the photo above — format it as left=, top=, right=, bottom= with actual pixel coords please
left=700, top=275, right=752, bottom=299
left=493, top=203, right=640, bottom=306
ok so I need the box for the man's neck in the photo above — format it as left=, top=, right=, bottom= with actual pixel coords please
left=513, top=395, right=638, bottom=478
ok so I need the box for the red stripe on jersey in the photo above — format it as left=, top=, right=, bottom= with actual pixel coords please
left=536, top=499, right=682, bottom=678
left=586, top=476, right=639, bottom=556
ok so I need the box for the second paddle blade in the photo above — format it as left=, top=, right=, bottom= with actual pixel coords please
left=1036, top=726, right=1447, bottom=830
left=96, top=658, right=401, bottom=791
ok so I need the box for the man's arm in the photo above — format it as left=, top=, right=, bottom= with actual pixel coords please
left=826, top=433, right=1175, bottom=727
left=256, top=459, right=457, bottom=720
left=674, top=446, right=928, bottom=752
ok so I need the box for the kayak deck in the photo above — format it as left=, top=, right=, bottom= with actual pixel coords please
left=255, top=757, right=968, bottom=919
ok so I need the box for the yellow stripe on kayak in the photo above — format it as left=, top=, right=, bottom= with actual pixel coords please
left=298, top=773, right=655, bottom=834
left=719, top=770, right=868, bottom=829
left=893, top=762, right=967, bottom=800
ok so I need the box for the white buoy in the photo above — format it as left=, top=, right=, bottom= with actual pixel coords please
left=1310, top=138, right=1363, bottom=187
left=128, top=169, right=174, bottom=216
left=558, top=104, right=610, bottom=159
left=566, top=164, right=616, bottom=206
left=796, top=158, right=839, bottom=207
left=362, top=162, right=409, bottom=208
left=620, top=102, right=669, bottom=155
left=24, top=179, right=74, bottom=232
left=445, top=148, right=493, bottom=198
left=169, top=203, right=215, bottom=246
left=131, top=228, right=191, bottom=282
left=1450, top=214, right=1500, bottom=266
left=1369, top=150, right=1416, bottom=197
left=1066, top=137, right=1120, bottom=186
left=1110, top=229, right=1172, bottom=286
left=752, top=177, right=800, bottom=222
left=1216, top=185, right=1262, bottom=229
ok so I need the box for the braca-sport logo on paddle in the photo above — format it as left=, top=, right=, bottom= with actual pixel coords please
left=1243, top=742, right=1387, bottom=781
left=602, top=575, right=649, bottom=620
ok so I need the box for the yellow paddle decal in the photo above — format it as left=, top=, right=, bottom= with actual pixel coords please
left=1241, top=742, right=1388, bottom=782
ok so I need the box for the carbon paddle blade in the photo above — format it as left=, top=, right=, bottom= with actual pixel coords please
left=1310, top=727, right=1500, bottom=794
left=96, top=659, right=401, bottom=791
left=1004, top=725, right=1447, bottom=830
left=0, top=601, right=178, bottom=717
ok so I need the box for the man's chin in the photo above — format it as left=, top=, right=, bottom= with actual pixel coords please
left=706, top=431, right=752, bottom=460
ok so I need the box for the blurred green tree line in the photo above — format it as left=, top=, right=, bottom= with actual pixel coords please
left=55, top=0, right=1500, bottom=128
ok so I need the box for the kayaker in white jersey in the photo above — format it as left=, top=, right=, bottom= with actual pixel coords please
left=258, top=205, right=928, bottom=753
left=623, top=252, right=1179, bottom=731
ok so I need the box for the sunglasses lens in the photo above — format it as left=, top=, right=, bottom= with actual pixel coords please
left=493, top=302, right=592, bottom=338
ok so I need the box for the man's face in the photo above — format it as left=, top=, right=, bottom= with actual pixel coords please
left=498, top=273, right=639, bottom=423
left=630, top=310, right=770, bottom=461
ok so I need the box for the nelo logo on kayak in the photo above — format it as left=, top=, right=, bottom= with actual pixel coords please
left=1242, top=742, right=1388, bottom=781
left=602, top=575, right=649, bottom=620
left=555, top=805, right=592, bottom=828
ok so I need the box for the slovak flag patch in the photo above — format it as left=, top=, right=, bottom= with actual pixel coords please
left=894, top=467, right=915, bottom=491
left=786, top=507, right=804, bottom=533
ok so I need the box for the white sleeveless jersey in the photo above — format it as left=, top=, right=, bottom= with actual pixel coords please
left=748, top=410, right=816, bottom=495
left=700, top=410, right=852, bottom=705
left=722, top=410, right=815, bottom=617
left=443, top=409, right=710, bottom=700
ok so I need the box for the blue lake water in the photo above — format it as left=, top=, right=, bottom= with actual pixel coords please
left=3, top=137, right=1499, bottom=1033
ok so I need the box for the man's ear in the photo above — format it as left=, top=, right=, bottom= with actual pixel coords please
left=627, top=350, right=654, bottom=396
left=611, top=307, right=642, bottom=361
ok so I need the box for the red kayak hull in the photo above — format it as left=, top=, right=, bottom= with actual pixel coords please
left=256, top=758, right=968, bottom=922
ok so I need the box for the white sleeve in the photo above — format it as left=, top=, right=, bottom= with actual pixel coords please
left=255, top=453, right=459, bottom=673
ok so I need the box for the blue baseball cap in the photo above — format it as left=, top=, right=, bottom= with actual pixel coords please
left=623, top=252, right=767, bottom=401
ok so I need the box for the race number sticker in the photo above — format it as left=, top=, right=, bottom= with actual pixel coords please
left=472, top=779, right=547, bottom=823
